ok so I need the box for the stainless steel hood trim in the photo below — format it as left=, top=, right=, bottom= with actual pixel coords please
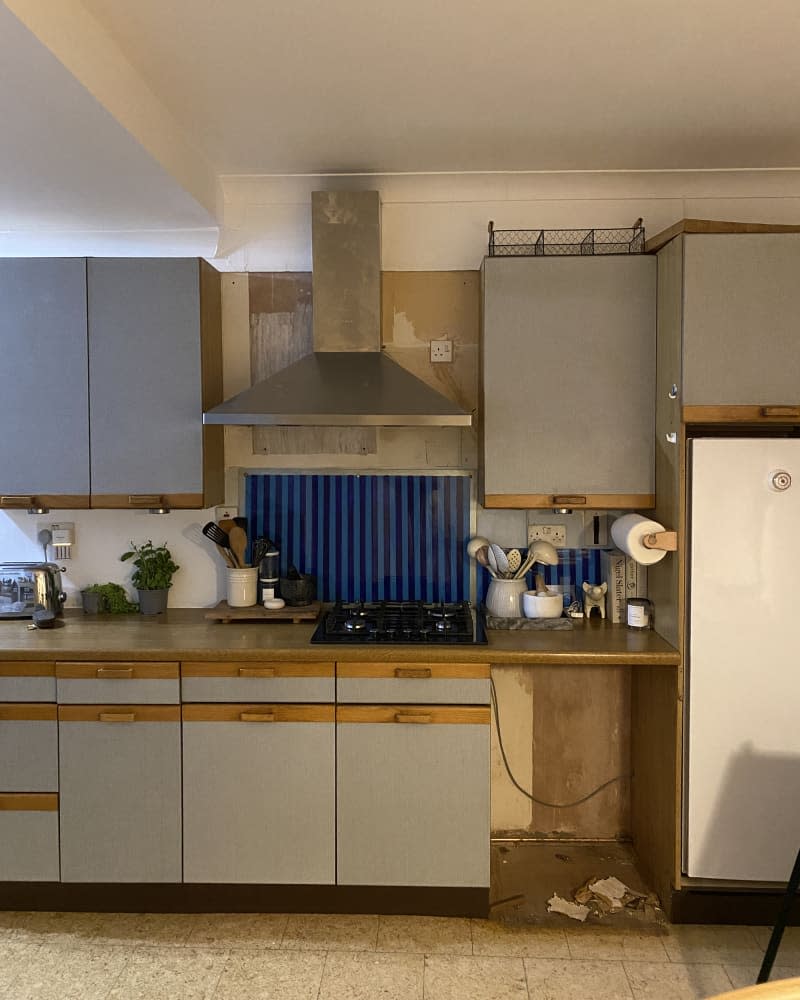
left=203, top=352, right=472, bottom=427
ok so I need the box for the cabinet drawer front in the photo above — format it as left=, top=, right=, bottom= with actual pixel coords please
left=337, top=678, right=489, bottom=705
left=56, top=662, right=179, bottom=705
left=0, top=714, right=58, bottom=791
left=59, top=705, right=180, bottom=723
left=0, top=795, right=59, bottom=881
left=182, top=661, right=334, bottom=702
left=336, top=705, right=490, bottom=725
left=182, top=704, right=334, bottom=724
left=182, top=718, right=335, bottom=884
left=0, top=663, right=56, bottom=702
left=59, top=718, right=181, bottom=882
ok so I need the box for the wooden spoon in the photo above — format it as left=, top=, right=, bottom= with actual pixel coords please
left=475, top=546, right=498, bottom=579
left=228, top=525, right=248, bottom=568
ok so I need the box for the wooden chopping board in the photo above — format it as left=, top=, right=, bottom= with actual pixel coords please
left=205, top=601, right=321, bottom=624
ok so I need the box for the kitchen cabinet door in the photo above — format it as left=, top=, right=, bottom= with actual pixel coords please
left=0, top=704, right=58, bottom=792
left=87, top=258, right=223, bottom=509
left=0, top=794, right=59, bottom=881
left=58, top=705, right=182, bottom=882
left=0, top=259, right=90, bottom=509
left=336, top=705, right=490, bottom=887
left=481, top=255, right=656, bottom=508
left=182, top=704, right=335, bottom=884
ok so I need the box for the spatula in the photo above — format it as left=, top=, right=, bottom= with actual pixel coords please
left=202, top=521, right=237, bottom=568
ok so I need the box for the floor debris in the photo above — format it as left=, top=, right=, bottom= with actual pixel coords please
left=546, top=893, right=590, bottom=922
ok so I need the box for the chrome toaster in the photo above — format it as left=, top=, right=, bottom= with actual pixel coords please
left=0, top=563, right=66, bottom=618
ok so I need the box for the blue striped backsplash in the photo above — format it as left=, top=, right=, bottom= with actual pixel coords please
left=244, top=473, right=471, bottom=603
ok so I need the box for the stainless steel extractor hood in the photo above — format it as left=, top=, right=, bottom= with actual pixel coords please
left=204, top=190, right=471, bottom=428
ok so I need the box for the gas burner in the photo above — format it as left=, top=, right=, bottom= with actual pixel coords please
left=434, top=618, right=454, bottom=631
left=425, top=603, right=458, bottom=619
left=344, top=617, right=371, bottom=632
left=312, top=600, right=486, bottom=645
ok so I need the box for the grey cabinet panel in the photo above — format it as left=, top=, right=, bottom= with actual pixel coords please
left=56, top=678, right=179, bottom=705
left=0, top=259, right=89, bottom=496
left=183, top=719, right=335, bottom=884
left=682, top=234, right=800, bottom=405
left=0, top=677, right=55, bottom=702
left=181, top=676, right=334, bottom=703
left=87, top=258, right=203, bottom=495
left=337, top=720, right=490, bottom=887
left=0, top=810, right=59, bottom=881
left=59, top=719, right=182, bottom=882
left=0, top=720, right=58, bottom=792
left=337, top=678, right=489, bottom=705
left=482, top=256, right=656, bottom=499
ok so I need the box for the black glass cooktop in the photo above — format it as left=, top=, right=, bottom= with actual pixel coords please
left=310, top=600, right=486, bottom=645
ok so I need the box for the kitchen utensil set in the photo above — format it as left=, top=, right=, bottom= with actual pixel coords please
left=202, top=518, right=267, bottom=570
left=466, top=537, right=559, bottom=581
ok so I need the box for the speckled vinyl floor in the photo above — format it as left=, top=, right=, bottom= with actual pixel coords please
left=0, top=910, right=798, bottom=999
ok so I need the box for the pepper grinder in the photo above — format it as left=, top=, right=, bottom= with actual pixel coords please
left=259, top=544, right=284, bottom=610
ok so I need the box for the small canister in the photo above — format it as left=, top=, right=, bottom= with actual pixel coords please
left=258, top=545, right=281, bottom=605
left=626, top=597, right=654, bottom=630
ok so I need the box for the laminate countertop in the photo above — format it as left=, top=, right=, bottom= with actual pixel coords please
left=0, top=609, right=679, bottom=666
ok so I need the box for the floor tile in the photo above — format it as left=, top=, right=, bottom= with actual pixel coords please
left=662, top=925, right=762, bottom=965
left=0, top=938, right=44, bottom=991
left=725, top=963, right=800, bottom=988
left=624, top=961, right=732, bottom=999
left=566, top=927, right=669, bottom=962
left=0, top=912, right=23, bottom=938
left=211, top=949, right=326, bottom=1000
left=12, top=910, right=104, bottom=945
left=281, top=914, right=379, bottom=951
left=319, top=951, right=424, bottom=1000
left=107, top=946, right=229, bottom=1000
left=471, top=919, right=569, bottom=958
left=750, top=926, right=800, bottom=962
left=90, top=912, right=198, bottom=947
left=5, top=941, right=132, bottom=1000
left=185, top=913, right=288, bottom=950
left=524, top=958, right=633, bottom=999
left=376, top=914, right=472, bottom=955
left=425, top=955, right=527, bottom=1000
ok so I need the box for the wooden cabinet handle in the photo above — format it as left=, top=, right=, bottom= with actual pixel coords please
left=760, top=406, right=800, bottom=418
left=394, top=667, right=432, bottom=679
left=551, top=495, right=587, bottom=506
left=394, top=713, right=433, bottom=724
left=96, top=667, right=134, bottom=679
left=239, top=712, right=276, bottom=723
left=238, top=667, right=275, bottom=678
left=98, top=712, right=136, bottom=723
left=126, top=495, right=164, bottom=507
left=0, top=496, right=35, bottom=507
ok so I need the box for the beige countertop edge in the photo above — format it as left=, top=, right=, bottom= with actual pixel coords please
left=0, top=610, right=680, bottom=666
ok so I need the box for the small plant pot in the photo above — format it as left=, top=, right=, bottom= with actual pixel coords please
left=137, top=588, right=169, bottom=615
left=81, top=590, right=103, bottom=615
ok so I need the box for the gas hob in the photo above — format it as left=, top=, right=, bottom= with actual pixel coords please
left=310, top=600, right=486, bottom=645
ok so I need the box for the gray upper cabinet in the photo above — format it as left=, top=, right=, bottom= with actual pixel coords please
left=659, top=233, right=800, bottom=411
left=481, top=255, right=656, bottom=509
left=0, top=257, right=222, bottom=511
left=0, top=259, right=91, bottom=509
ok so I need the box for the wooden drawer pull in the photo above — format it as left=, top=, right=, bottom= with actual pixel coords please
left=551, top=495, right=587, bottom=506
left=760, top=406, right=800, bottom=418
left=127, top=495, right=163, bottom=507
left=238, top=667, right=275, bottom=678
left=96, top=667, right=134, bottom=679
left=98, top=712, right=136, bottom=723
left=394, top=667, right=432, bottom=679
left=240, top=712, right=275, bottom=723
left=395, top=713, right=432, bottom=724
left=0, top=495, right=35, bottom=507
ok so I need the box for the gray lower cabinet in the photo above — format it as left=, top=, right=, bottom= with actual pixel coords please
left=0, top=663, right=56, bottom=702
left=337, top=662, right=490, bottom=705
left=182, top=704, right=335, bottom=884
left=0, top=794, right=60, bottom=881
left=0, top=704, right=58, bottom=792
left=181, top=661, right=335, bottom=704
left=481, top=254, right=656, bottom=508
left=55, top=661, right=180, bottom=705
left=58, top=705, right=182, bottom=883
left=336, top=705, right=490, bottom=888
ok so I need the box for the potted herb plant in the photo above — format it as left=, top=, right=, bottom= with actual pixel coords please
left=81, top=582, right=138, bottom=614
left=121, top=540, right=179, bottom=615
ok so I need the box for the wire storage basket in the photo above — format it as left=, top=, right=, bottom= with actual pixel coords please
left=488, top=220, right=645, bottom=257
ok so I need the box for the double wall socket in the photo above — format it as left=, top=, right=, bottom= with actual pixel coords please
left=527, top=523, right=567, bottom=547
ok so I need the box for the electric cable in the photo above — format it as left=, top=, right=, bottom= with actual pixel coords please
left=490, top=675, right=632, bottom=809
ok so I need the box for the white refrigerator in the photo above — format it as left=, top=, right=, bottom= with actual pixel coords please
left=685, top=437, right=800, bottom=882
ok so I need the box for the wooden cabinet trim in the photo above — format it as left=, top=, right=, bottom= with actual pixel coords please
left=483, top=493, right=655, bottom=510
left=58, top=705, right=180, bottom=723
left=0, top=703, right=57, bottom=721
left=0, top=494, right=90, bottom=510
left=89, top=494, right=206, bottom=510
left=56, top=662, right=179, bottom=680
left=182, top=704, right=335, bottom=723
left=646, top=218, right=800, bottom=254
left=336, top=705, right=490, bottom=725
left=0, top=662, right=55, bottom=678
left=0, top=793, right=58, bottom=812
left=181, top=661, right=334, bottom=679
left=337, top=662, right=490, bottom=680
left=683, top=404, right=800, bottom=424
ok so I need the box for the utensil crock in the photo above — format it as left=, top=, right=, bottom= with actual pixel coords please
left=485, top=578, right=527, bottom=618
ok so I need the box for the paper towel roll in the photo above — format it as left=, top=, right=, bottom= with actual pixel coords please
left=610, top=513, right=668, bottom=566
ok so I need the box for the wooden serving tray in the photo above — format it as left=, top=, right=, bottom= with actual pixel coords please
left=205, top=601, right=321, bottom=624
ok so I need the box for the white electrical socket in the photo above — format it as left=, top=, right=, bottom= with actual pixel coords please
left=429, top=339, right=453, bottom=363
left=215, top=506, right=238, bottom=521
left=527, top=523, right=567, bottom=547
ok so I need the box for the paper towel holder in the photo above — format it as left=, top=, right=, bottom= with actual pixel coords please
left=642, top=531, right=678, bottom=552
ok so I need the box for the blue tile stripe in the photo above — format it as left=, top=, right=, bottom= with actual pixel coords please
left=245, top=474, right=471, bottom=603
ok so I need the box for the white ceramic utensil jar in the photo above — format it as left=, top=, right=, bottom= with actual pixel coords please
left=485, top=578, right=527, bottom=618
left=227, top=567, right=258, bottom=607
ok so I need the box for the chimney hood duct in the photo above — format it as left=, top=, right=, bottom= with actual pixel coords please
left=204, top=190, right=471, bottom=428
